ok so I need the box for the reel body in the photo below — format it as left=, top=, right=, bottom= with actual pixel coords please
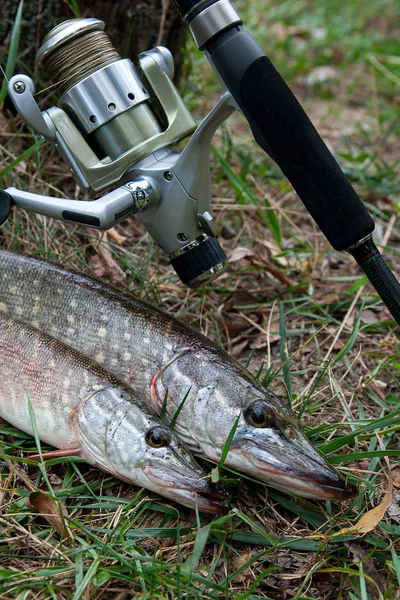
left=4, top=17, right=230, bottom=287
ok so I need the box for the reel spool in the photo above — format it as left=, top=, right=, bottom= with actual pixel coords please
left=37, top=19, right=163, bottom=162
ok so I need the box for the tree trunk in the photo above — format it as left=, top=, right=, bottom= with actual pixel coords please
left=1, top=0, right=187, bottom=79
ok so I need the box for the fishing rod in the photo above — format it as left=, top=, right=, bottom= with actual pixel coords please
left=1, top=2, right=399, bottom=325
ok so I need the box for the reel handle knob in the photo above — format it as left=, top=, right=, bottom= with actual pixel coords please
left=170, top=234, right=226, bottom=287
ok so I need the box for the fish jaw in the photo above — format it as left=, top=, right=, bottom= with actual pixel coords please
left=228, top=429, right=355, bottom=501
left=138, top=440, right=229, bottom=514
left=141, top=463, right=228, bottom=514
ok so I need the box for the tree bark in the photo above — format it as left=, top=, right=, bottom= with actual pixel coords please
left=1, top=0, right=187, bottom=79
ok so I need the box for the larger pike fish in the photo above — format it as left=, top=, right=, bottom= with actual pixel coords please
left=0, top=251, right=354, bottom=501
left=0, top=313, right=226, bottom=514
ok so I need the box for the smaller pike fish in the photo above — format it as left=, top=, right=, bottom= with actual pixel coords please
left=0, top=314, right=226, bottom=514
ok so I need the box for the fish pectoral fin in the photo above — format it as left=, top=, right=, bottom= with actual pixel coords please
left=27, top=448, right=82, bottom=460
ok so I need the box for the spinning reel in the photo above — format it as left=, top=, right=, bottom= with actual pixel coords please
left=2, top=0, right=400, bottom=324
left=2, top=16, right=232, bottom=287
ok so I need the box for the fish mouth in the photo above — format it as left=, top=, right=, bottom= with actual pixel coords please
left=142, top=465, right=229, bottom=514
left=189, top=487, right=229, bottom=515
left=231, top=437, right=356, bottom=502
left=252, top=460, right=356, bottom=501
left=167, top=481, right=229, bottom=515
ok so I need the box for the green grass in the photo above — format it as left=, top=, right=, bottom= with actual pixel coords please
left=1, top=0, right=400, bottom=598
left=0, top=0, right=23, bottom=106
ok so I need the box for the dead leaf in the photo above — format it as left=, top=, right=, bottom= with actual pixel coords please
left=107, top=227, right=127, bottom=245
left=364, top=16, right=391, bottom=35
left=314, top=291, right=341, bottom=305
left=49, top=473, right=63, bottom=487
left=391, top=465, right=400, bottom=489
left=331, top=45, right=346, bottom=64
left=301, top=66, right=339, bottom=87
left=0, top=112, right=12, bottom=140
left=227, top=247, right=254, bottom=263
left=347, top=544, right=384, bottom=593
left=251, top=258, right=296, bottom=287
left=374, top=379, right=387, bottom=390
left=27, top=491, right=72, bottom=540
left=249, top=332, right=280, bottom=350
left=231, top=551, right=253, bottom=583
left=89, top=231, right=126, bottom=287
left=333, top=475, right=393, bottom=537
left=225, top=290, right=261, bottom=307
left=90, top=254, right=109, bottom=278
left=361, top=309, right=381, bottom=324
left=231, top=339, right=249, bottom=357
left=259, top=239, right=285, bottom=261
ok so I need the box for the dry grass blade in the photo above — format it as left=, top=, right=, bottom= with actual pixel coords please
left=0, top=0, right=23, bottom=106
left=88, top=230, right=126, bottom=287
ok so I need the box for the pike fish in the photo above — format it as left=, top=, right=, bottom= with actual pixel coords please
left=0, top=313, right=227, bottom=514
left=0, top=251, right=354, bottom=501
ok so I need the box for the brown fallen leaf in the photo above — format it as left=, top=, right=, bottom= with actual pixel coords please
left=27, top=491, right=72, bottom=541
left=313, top=291, right=341, bottom=305
left=347, top=544, right=384, bottom=595
left=361, top=308, right=381, bottom=324
left=333, top=474, right=393, bottom=537
left=88, top=231, right=126, bottom=287
left=230, top=551, right=253, bottom=583
left=231, top=338, right=249, bottom=357
left=391, top=465, right=400, bottom=489
left=249, top=332, right=280, bottom=350
left=227, top=246, right=254, bottom=263
left=387, top=489, right=400, bottom=523
left=107, top=227, right=127, bottom=245
left=270, top=23, right=310, bottom=40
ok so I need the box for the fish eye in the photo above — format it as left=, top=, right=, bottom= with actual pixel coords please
left=244, top=401, right=273, bottom=428
left=145, top=427, right=171, bottom=448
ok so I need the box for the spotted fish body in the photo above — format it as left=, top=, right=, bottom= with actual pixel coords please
left=0, top=313, right=226, bottom=514
left=0, top=251, right=354, bottom=501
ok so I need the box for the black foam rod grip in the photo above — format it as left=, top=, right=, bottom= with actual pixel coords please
left=207, top=29, right=374, bottom=251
